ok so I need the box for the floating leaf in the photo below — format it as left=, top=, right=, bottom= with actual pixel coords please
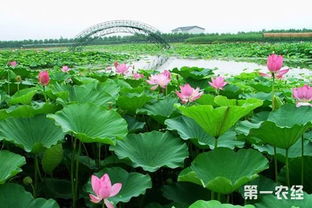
left=0, top=115, right=64, bottom=153
left=48, top=103, right=127, bottom=145
left=0, top=150, right=26, bottom=184
left=110, top=131, right=188, bottom=172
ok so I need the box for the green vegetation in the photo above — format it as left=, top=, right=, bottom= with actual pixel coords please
left=1, top=28, right=312, bottom=49
left=185, top=32, right=312, bottom=44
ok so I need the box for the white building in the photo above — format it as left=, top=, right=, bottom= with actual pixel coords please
left=171, top=26, right=205, bottom=34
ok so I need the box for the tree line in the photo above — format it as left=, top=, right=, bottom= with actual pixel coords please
left=1, top=28, right=312, bottom=48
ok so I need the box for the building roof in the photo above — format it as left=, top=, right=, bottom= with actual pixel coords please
left=172, top=26, right=205, bottom=31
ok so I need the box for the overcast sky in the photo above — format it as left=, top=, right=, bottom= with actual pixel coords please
left=0, top=0, right=311, bottom=41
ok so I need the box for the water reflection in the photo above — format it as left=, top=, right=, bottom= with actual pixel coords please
left=133, top=56, right=312, bottom=79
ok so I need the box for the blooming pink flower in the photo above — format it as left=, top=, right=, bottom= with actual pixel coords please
left=176, top=84, right=203, bottom=104
left=292, top=85, right=312, bottom=107
left=38, top=71, right=50, bottom=86
left=61, top=65, right=70, bottom=72
left=9, top=61, right=17, bottom=67
left=209, top=76, right=227, bottom=90
left=115, top=63, right=129, bottom=75
left=162, top=70, right=171, bottom=79
left=89, top=174, right=122, bottom=208
left=133, top=73, right=144, bottom=80
left=259, top=69, right=289, bottom=79
left=147, top=73, right=171, bottom=90
left=267, top=54, right=283, bottom=72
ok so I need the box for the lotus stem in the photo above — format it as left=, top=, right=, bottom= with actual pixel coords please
left=97, top=143, right=101, bottom=169
left=102, top=201, right=106, bottom=208
left=43, top=86, right=48, bottom=102
left=71, top=138, right=77, bottom=208
left=226, top=194, right=230, bottom=203
left=33, top=155, right=42, bottom=197
left=271, top=73, right=275, bottom=110
left=285, top=148, right=290, bottom=187
left=7, top=70, right=10, bottom=95
left=273, top=146, right=278, bottom=183
left=301, top=135, right=304, bottom=185
left=74, top=141, right=81, bottom=206
left=214, top=138, right=218, bottom=149
left=211, top=191, right=214, bottom=200
left=217, top=192, right=221, bottom=202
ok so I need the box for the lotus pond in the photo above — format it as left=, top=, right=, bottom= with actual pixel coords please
left=1, top=47, right=312, bottom=208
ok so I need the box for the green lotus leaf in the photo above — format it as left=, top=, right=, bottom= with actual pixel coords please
left=178, top=167, right=202, bottom=186
left=117, top=91, right=153, bottom=114
left=178, top=97, right=262, bottom=137
left=47, top=103, right=127, bottom=144
left=124, top=115, right=145, bottom=133
left=172, top=66, right=213, bottom=80
left=190, top=148, right=269, bottom=194
left=165, top=116, right=243, bottom=149
left=162, top=182, right=210, bottom=206
left=42, top=144, right=64, bottom=175
left=0, top=102, right=59, bottom=120
left=85, top=167, right=151, bottom=204
left=0, top=183, right=59, bottom=208
left=50, top=83, right=115, bottom=106
left=110, top=131, right=189, bottom=172
left=0, top=115, right=64, bottom=153
left=9, top=87, right=38, bottom=105
left=189, top=200, right=255, bottom=208
left=137, top=97, right=179, bottom=123
left=98, top=79, right=120, bottom=98
left=268, top=104, right=312, bottom=127
left=165, top=116, right=210, bottom=141
left=196, top=94, right=215, bottom=105
left=255, top=192, right=312, bottom=208
left=249, top=121, right=308, bottom=149
left=0, top=150, right=26, bottom=184
left=253, top=139, right=312, bottom=159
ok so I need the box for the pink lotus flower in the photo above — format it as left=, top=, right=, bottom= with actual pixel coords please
left=147, top=72, right=171, bottom=90
left=89, top=174, right=122, bottom=208
left=267, top=54, right=283, bottom=72
left=38, top=71, right=50, bottom=86
left=133, top=73, right=144, bottom=80
left=259, top=69, right=289, bottom=79
left=61, top=65, right=70, bottom=72
left=209, top=76, right=227, bottom=90
left=162, top=70, right=171, bottom=79
left=9, top=61, right=17, bottom=67
left=176, top=84, right=203, bottom=104
left=292, top=85, right=312, bottom=107
left=115, top=63, right=129, bottom=75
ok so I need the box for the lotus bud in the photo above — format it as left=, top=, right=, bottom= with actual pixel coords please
left=23, top=176, right=33, bottom=185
